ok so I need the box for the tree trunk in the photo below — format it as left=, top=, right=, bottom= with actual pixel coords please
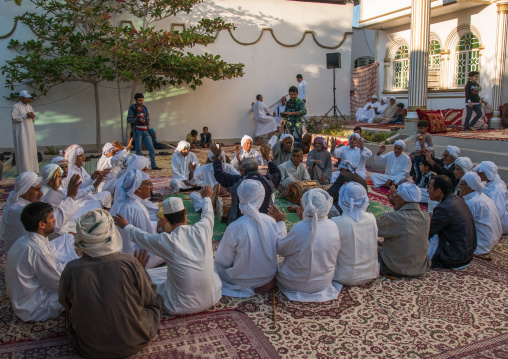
left=93, top=81, right=101, bottom=152
left=117, top=78, right=125, bottom=144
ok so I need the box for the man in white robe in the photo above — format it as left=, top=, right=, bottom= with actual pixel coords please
left=458, top=172, right=502, bottom=255
left=12, top=90, right=38, bottom=174
left=215, top=180, right=287, bottom=297
left=5, top=202, right=64, bottom=322
left=62, top=144, right=112, bottom=208
left=188, top=146, right=239, bottom=212
left=113, top=186, right=222, bottom=315
left=230, top=135, right=267, bottom=171
left=168, top=141, right=200, bottom=192
left=373, top=97, right=398, bottom=124
left=110, top=169, right=164, bottom=268
left=331, top=133, right=372, bottom=182
left=252, top=95, right=277, bottom=145
left=355, top=95, right=380, bottom=122
left=331, top=182, right=379, bottom=285
left=365, top=97, right=388, bottom=123
left=473, top=161, right=508, bottom=234
left=114, top=155, right=149, bottom=201
left=97, top=139, right=133, bottom=193
left=278, top=148, right=311, bottom=194
left=275, top=189, right=342, bottom=302
left=371, top=140, right=412, bottom=188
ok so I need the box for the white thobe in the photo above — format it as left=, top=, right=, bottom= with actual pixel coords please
left=331, top=146, right=372, bottom=181
left=365, top=103, right=388, bottom=123
left=215, top=214, right=287, bottom=297
left=12, top=102, right=38, bottom=174
left=189, top=163, right=239, bottom=211
left=278, top=160, right=311, bottom=190
left=371, top=152, right=412, bottom=187
left=169, top=151, right=200, bottom=192
left=98, top=149, right=129, bottom=193
left=62, top=165, right=112, bottom=208
left=111, top=195, right=164, bottom=269
left=252, top=101, right=277, bottom=137
left=42, top=185, right=102, bottom=223
left=124, top=197, right=222, bottom=315
left=463, top=191, right=502, bottom=255
left=5, top=232, right=63, bottom=322
left=331, top=212, right=380, bottom=286
left=275, top=105, right=286, bottom=125
left=483, top=179, right=508, bottom=234
left=355, top=101, right=380, bottom=122
left=277, top=219, right=342, bottom=302
left=230, top=149, right=267, bottom=171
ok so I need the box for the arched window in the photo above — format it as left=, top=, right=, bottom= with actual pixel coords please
left=429, top=40, right=441, bottom=68
left=393, top=45, right=409, bottom=89
left=454, top=33, right=480, bottom=86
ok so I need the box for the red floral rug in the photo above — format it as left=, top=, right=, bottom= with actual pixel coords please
left=433, top=128, right=508, bottom=141
left=425, top=331, right=508, bottom=358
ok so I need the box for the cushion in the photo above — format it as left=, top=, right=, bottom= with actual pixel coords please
left=416, top=109, right=448, bottom=134
left=441, top=109, right=463, bottom=126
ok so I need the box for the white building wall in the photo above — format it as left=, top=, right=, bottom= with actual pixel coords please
left=0, top=0, right=353, bottom=150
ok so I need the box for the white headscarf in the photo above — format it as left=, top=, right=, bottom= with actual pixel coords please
left=446, top=145, right=460, bottom=159
left=0, top=172, right=41, bottom=238
left=280, top=133, right=294, bottom=143
left=338, top=182, right=369, bottom=222
left=111, top=169, right=150, bottom=215
left=397, top=182, right=422, bottom=203
left=113, top=156, right=150, bottom=201
left=41, top=164, right=62, bottom=186
left=74, top=209, right=122, bottom=257
left=474, top=161, right=500, bottom=182
left=394, top=140, right=406, bottom=150
left=102, top=142, right=116, bottom=156
left=382, top=97, right=388, bottom=103
left=454, top=157, right=473, bottom=174
left=299, top=189, right=332, bottom=258
left=241, top=135, right=253, bottom=147
left=115, top=153, right=137, bottom=179
left=175, top=141, right=190, bottom=153
left=462, top=172, right=486, bottom=192
left=371, top=95, right=378, bottom=100
left=389, top=96, right=396, bottom=101
left=64, top=144, right=84, bottom=167
left=51, top=156, right=68, bottom=166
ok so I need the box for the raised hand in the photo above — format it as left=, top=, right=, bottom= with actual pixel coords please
left=268, top=204, right=287, bottom=223
left=260, top=143, right=271, bottom=161
left=66, top=174, right=82, bottom=199
left=235, top=144, right=242, bottom=158
left=201, top=184, right=213, bottom=198
left=210, top=142, right=222, bottom=156
left=113, top=213, right=129, bottom=229
left=189, top=162, right=197, bottom=173
left=134, top=249, right=150, bottom=269
left=113, top=140, right=122, bottom=150
left=377, top=144, right=386, bottom=155
left=296, top=201, right=304, bottom=221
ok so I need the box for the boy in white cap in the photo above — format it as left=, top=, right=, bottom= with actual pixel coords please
left=12, top=90, right=38, bottom=173
left=355, top=95, right=380, bottom=122
left=371, top=140, right=412, bottom=188
left=113, top=185, right=222, bottom=315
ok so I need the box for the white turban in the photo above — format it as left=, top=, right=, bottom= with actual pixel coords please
left=389, top=96, right=396, bottom=101
left=114, top=156, right=150, bottom=201
left=75, top=209, right=122, bottom=257
left=122, top=169, right=150, bottom=200
left=0, top=172, right=41, bottom=238
left=208, top=144, right=226, bottom=163
left=371, top=95, right=378, bottom=99
left=175, top=141, right=190, bottom=153
left=397, top=182, right=422, bottom=203
left=454, top=157, right=473, bottom=174
left=338, top=182, right=369, bottom=222
left=41, top=164, right=62, bottom=186
left=51, top=156, right=68, bottom=166
left=348, top=133, right=360, bottom=141
left=462, top=172, right=486, bottom=193
left=116, top=154, right=137, bottom=179
left=241, top=135, right=253, bottom=147
left=446, top=145, right=460, bottom=159
left=280, top=134, right=294, bottom=143
left=394, top=140, right=406, bottom=150
left=102, top=142, right=116, bottom=156
left=474, top=161, right=499, bottom=182
left=161, top=197, right=185, bottom=214
left=64, top=144, right=84, bottom=167
left=382, top=97, right=388, bottom=103
left=299, top=189, right=332, bottom=258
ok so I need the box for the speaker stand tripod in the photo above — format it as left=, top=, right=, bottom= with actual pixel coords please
left=325, top=68, right=347, bottom=121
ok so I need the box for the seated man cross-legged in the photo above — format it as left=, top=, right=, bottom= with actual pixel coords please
left=169, top=141, right=200, bottom=193
left=306, top=136, right=332, bottom=185
left=371, top=140, right=412, bottom=188
left=278, top=148, right=311, bottom=197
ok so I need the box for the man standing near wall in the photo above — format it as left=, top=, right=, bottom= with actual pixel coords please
left=296, top=74, right=308, bottom=119
left=282, top=86, right=307, bottom=148
left=12, top=90, right=38, bottom=174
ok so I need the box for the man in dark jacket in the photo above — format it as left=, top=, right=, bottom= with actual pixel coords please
left=210, top=142, right=281, bottom=224
left=427, top=175, right=477, bottom=269
left=423, top=146, right=460, bottom=188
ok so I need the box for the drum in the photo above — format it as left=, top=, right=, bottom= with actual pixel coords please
left=221, top=197, right=232, bottom=223
left=287, top=180, right=321, bottom=204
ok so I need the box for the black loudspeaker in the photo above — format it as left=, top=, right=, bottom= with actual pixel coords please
left=326, top=53, right=341, bottom=69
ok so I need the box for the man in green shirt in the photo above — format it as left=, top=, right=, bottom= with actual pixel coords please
left=282, top=86, right=307, bottom=148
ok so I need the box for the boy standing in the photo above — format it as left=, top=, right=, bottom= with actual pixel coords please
left=413, top=120, right=434, bottom=185
left=464, top=71, right=482, bottom=131
left=282, top=86, right=307, bottom=148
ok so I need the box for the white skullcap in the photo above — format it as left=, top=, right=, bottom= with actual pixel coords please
left=64, top=144, right=84, bottom=167
left=299, top=189, right=333, bottom=258
left=348, top=133, right=360, bottom=141
left=102, top=142, right=116, bottom=155
left=382, top=97, right=388, bottom=103
left=280, top=133, right=294, bottom=143
left=446, top=145, right=460, bottom=159
left=41, top=164, right=62, bottom=186
left=371, top=95, right=378, bottom=99
left=462, top=172, right=486, bottom=193
left=338, top=182, right=369, bottom=222
left=394, top=139, right=406, bottom=150
left=19, top=90, right=31, bottom=98
left=474, top=161, right=499, bottom=182
left=389, top=96, right=396, bottom=101
left=51, top=156, right=68, bottom=166
left=75, top=209, right=122, bottom=257
left=175, top=141, right=190, bottom=153
left=397, top=182, right=422, bottom=203
left=241, top=135, right=253, bottom=147
left=161, top=197, right=185, bottom=214
left=454, top=157, right=473, bottom=174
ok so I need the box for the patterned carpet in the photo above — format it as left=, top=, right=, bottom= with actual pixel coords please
left=1, top=147, right=508, bottom=358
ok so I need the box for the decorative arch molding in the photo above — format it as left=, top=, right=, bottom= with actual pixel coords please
left=0, top=19, right=17, bottom=39
left=443, top=24, right=483, bottom=52
left=429, top=32, right=442, bottom=46
left=385, top=38, right=409, bottom=59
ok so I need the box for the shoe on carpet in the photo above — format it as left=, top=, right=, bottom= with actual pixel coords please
left=151, top=166, right=162, bottom=170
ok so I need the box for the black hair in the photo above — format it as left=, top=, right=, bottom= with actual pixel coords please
left=353, top=126, right=362, bottom=133
left=296, top=74, right=303, bottom=79
left=420, top=158, right=431, bottom=168
left=256, top=94, right=262, bottom=101
left=292, top=148, right=303, bottom=155
left=21, top=202, right=53, bottom=233
left=164, top=209, right=186, bottom=225
left=397, top=103, right=405, bottom=109
left=432, top=175, right=453, bottom=196
left=203, top=126, right=208, bottom=130
left=468, top=71, right=479, bottom=78
left=191, top=129, right=198, bottom=136
left=134, top=93, right=144, bottom=100
left=417, top=120, right=429, bottom=128
left=289, top=86, right=298, bottom=94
